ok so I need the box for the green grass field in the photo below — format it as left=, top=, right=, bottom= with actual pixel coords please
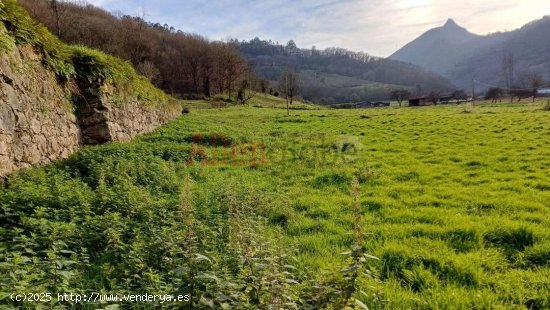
left=1, top=100, right=549, bottom=309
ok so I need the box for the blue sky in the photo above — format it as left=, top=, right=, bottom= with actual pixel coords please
left=87, top=0, right=550, bottom=57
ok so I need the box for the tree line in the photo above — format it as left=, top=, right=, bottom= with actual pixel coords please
left=485, top=52, right=547, bottom=103
left=20, top=0, right=252, bottom=99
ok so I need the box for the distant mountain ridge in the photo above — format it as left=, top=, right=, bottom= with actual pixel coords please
left=390, top=19, right=480, bottom=73
left=390, top=17, right=550, bottom=89
left=233, top=38, right=454, bottom=104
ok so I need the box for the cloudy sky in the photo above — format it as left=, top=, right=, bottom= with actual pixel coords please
left=86, top=0, right=550, bottom=57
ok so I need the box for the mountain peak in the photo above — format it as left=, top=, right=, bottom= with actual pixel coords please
left=443, top=18, right=458, bottom=28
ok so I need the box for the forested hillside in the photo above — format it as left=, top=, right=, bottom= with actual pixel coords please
left=21, top=0, right=454, bottom=104
left=233, top=38, right=454, bottom=103
left=20, top=0, right=249, bottom=99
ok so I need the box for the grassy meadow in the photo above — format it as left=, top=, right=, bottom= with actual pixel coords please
left=1, top=99, right=549, bottom=309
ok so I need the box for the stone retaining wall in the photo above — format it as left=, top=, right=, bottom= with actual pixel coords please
left=0, top=46, right=180, bottom=177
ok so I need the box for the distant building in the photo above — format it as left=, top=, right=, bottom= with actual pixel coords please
left=372, top=101, right=390, bottom=107
left=355, top=101, right=374, bottom=108
left=439, top=94, right=454, bottom=103
left=409, top=96, right=430, bottom=106
left=355, top=101, right=390, bottom=108
left=537, top=88, right=550, bottom=96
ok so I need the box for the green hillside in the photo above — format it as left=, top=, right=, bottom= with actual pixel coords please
left=235, top=38, right=455, bottom=104
left=2, top=100, right=549, bottom=309
left=299, top=70, right=414, bottom=104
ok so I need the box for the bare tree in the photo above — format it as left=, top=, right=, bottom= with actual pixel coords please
left=237, top=76, right=258, bottom=105
left=391, top=89, right=411, bottom=107
left=452, top=90, right=468, bottom=100
left=279, top=69, right=301, bottom=115
left=517, top=70, right=545, bottom=102
left=502, top=52, right=514, bottom=90
left=259, top=79, right=268, bottom=93
left=50, top=0, right=68, bottom=37
left=20, top=0, right=251, bottom=99
left=136, top=61, right=161, bottom=83
left=201, top=47, right=213, bottom=97
left=427, top=91, right=440, bottom=105
left=182, top=36, right=208, bottom=94
left=213, top=44, right=247, bottom=99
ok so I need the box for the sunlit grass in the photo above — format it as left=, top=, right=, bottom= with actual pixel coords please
left=1, top=99, right=548, bottom=308
left=172, top=100, right=549, bottom=307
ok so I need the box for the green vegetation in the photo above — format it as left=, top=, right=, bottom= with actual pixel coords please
left=71, top=46, right=173, bottom=107
left=1, top=100, right=549, bottom=308
left=300, top=69, right=413, bottom=103
left=0, top=13, right=14, bottom=53
left=0, top=0, right=74, bottom=80
left=236, top=38, right=454, bottom=104
left=188, top=93, right=318, bottom=110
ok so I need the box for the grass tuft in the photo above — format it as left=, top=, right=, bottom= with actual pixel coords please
left=483, top=226, right=535, bottom=252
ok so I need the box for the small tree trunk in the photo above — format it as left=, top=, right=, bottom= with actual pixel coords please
left=51, top=0, right=62, bottom=37
left=286, top=96, right=289, bottom=116
left=203, top=76, right=210, bottom=97
left=285, top=75, right=289, bottom=116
